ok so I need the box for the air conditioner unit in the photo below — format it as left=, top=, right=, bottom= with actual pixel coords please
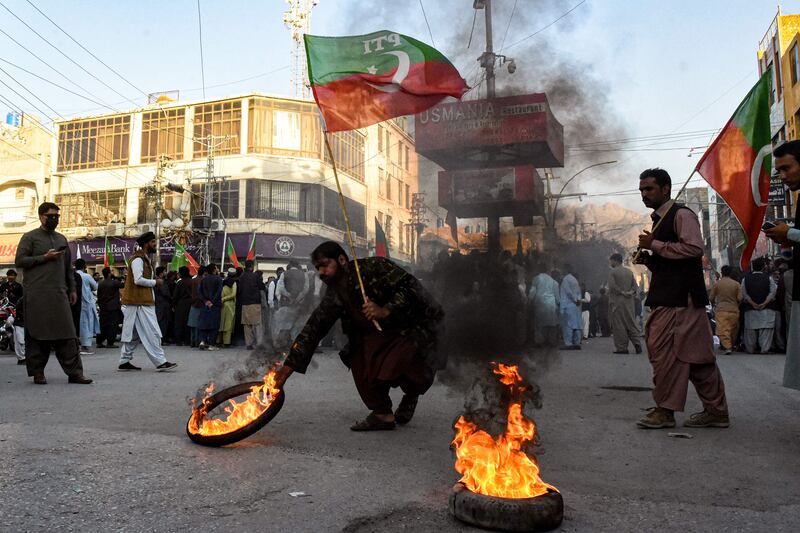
left=106, top=222, right=125, bottom=236
left=191, top=215, right=211, bottom=232
left=211, top=220, right=224, bottom=232
left=139, top=224, right=154, bottom=235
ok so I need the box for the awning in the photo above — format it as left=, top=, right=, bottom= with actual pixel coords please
left=0, top=233, right=23, bottom=265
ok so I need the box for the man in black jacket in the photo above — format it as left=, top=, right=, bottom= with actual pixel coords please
left=238, top=260, right=265, bottom=349
left=97, top=267, right=123, bottom=348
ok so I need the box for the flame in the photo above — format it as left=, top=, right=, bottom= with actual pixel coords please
left=452, top=363, right=557, bottom=499
left=188, top=369, right=280, bottom=436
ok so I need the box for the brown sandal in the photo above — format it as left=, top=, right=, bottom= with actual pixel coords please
left=350, top=413, right=396, bottom=431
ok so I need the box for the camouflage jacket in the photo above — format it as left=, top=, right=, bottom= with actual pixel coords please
left=285, top=257, right=444, bottom=374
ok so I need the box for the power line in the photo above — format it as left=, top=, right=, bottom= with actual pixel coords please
left=504, top=0, right=587, bottom=51
left=0, top=74, right=57, bottom=120
left=197, top=0, right=207, bottom=99
left=0, top=0, right=137, bottom=106
left=419, top=0, right=436, bottom=48
left=23, top=0, right=149, bottom=98
left=498, top=0, right=518, bottom=52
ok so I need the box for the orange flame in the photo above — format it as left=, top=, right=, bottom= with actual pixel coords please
left=188, top=369, right=280, bottom=436
left=452, top=363, right=557, bottom=499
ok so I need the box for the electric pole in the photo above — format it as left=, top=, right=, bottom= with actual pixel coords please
left=192, top=134, right=230, bottom=264
left=284, top=0, right=320, bottom=98
left=153, top=154, right=173, bottom=266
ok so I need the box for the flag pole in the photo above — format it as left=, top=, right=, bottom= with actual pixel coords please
left=323, top=131, right=382, bottom=331
left=632, top=169, right=698, bottom=263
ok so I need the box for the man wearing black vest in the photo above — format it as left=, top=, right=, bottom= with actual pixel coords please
left=741, top=257, right=777, bottom=354
left=765, top=140, right=800, bottom=390
left=634, top=168, right=729, bottom=429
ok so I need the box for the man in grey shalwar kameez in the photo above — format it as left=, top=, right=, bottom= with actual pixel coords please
left=765, top=140, right=800, bottom=389
left=608, top=253, right=643, bottom=354
left=527, top=265, right=560, bottom=347
left=118, top=232, right=177, bottom=372
left=14, top=202, right=92, bottom=385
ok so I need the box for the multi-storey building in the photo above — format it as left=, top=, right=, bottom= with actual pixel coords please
left=49, top=93, right=419, bottom=272
left=0, top=114, right=51, bottom=269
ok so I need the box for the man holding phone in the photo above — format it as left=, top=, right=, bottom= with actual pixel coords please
left=765, top=140, right=800, bottom=389
left=14, top=202, right=92, bottom=385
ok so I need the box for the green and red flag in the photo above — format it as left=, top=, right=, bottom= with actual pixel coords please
left=374, top=218, right=389, bottom=258
left=246, top=232, right=257, bottom=261
left=226, top=237, right=240, bottom=269
left=170, top=241, right=199, bottom=276
left=696, top=69, right=773, bottom=270
left=304, top=30, right=468, bottom=132
left=103, top=236, right=114, bottom=267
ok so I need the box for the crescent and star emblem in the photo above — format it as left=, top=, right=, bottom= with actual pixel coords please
left=365, top=50, right=410, bottom=93
left=750, top=144, right=772, bottom=207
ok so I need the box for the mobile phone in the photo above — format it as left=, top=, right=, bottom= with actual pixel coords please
left=56, top=245, right=68, bottom=252
left=762, top=222, right=776, bottom=231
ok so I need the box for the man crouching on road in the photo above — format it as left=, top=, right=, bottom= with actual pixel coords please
left=274, top=241, right=444, bottom=431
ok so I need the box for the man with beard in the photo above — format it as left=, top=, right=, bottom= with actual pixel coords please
left=274, top=241, right=443, bottom=431
left=14, top=202, right=92, bottom=385
left=765, top=140, right=800, bottom=389
left=97, top=267, right=123, bottom=348
left=118, top=232, right=178, bottom=372
left=635, top=168, right=728, bottom=429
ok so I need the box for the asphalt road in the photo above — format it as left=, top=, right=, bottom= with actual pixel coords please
left=1, top=337, right=799, bottom=533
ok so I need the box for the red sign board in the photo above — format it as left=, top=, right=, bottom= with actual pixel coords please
left=415, top=93, right=564, bottom=169
left=438, top=166, right=544, bottom=218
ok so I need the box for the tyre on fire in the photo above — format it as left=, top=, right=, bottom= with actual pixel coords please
left=186, top=381, right=286, bottom=447
left=449, top=483, right=563, bottom=532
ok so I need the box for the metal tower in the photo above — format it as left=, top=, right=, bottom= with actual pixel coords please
left=283, top=0, right=319, bottom=99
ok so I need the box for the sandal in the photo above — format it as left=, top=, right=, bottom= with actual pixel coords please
left=350, top=413, right=396, bottom=431
left=394, top=394, right=419, bottom=425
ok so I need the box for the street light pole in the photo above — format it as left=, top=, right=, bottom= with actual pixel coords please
left=550, top=160, right=617, bottom=228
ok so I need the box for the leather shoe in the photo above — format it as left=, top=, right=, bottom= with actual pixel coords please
left=613, top=350, right=629, bottom=354
left=68, top=375, right=93, bottom=384
left=33, top=374, right=47, bottom=385
left=634, top=344, right=643, bottom=354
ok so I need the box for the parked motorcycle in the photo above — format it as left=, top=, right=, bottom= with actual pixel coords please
left=0, top=297, right=16, bottom=353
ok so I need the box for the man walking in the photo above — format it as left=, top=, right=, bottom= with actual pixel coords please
left=608, top=253, right=643, bottom=354
left=74, top=259, right=100, bottom=355
left=238, top=259, right=266, bottom=349
left=635, top=168, right=728, bottom=429
left=709, top=265, right=742, bottom=354
left=118, top=232, right=177, bottom=372
left=97, top=267, right=123, bottom=348
left=741, top=258, right=777, bottom=354
left=154, top=266, right=173, bottom=344
left=527, top=263, right=560, bottom=347
left=14, top=202, right=92, bottom=385
left=559, top=265, right=582, bottom=350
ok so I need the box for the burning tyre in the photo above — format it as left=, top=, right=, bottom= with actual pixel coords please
left=187, top=371, right=285, bottom=447
left=450, top=483, right=563, bottom=532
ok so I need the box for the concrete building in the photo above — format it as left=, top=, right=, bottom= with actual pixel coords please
left=0, top=113, right=51, bottom=269
left=49, top=93, right=419, bottom=272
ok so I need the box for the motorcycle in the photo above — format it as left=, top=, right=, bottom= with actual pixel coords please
left=0, top=297, right=16, bottom=353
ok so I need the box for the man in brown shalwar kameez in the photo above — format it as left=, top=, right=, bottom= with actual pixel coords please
left=274, top=241, right=443, bottom=431
left=14, top=202, right=92, bottom=385
left=634, top=168, right=728, bottom=429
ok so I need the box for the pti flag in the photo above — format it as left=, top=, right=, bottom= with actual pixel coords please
left=103, top=236, right=114, bottom=267
left=170, top=241, right=199, bottom=276
left=304, top=30, right=468, bottom=132
left=226, top=237, right=240, bottom=269
left=246, top=232, right=256, bottom=262
left=374, top=218, right=389, bottom=258
left=696, top=69, right=773, bottom=270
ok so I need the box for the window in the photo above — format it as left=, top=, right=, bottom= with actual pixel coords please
left=396, top=179, right=402, bottom=206
left=248, top=98, right=321, bottom=157
left=193, top=100, right=241, bottom=157
left=191, top=180, right=240, bottom=219
left=378, top=126, right=384, bottom=152
left=246, top=180, right=321, bottom=222
left=385, top=172, right=392, bottom=201
left=385, top=215, right=393, bottom=247
left=792, top=43, right=800, bottom=86
left=15, top=187, right=24, bottom=201
left=325, top=129, right=365, bottom=182
left=58, top=115, right=131, bottom=171
left=397, top=142, right=403, bottom=167
left=404, top=145, right=410, bottom=170
left=405, top=185, right=411, bottom=209
left=55, top=190, right=125, bottom=227
left=323, top=187, right=365, bottom=237
left=141, top=108, right=185, bottom=162
left=378, top=168, right=387, bottom=198
left=399, top=221, right=404, bottom=251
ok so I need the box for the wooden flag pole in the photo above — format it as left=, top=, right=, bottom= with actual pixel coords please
left=632, top=169, right=698, bottom=264
left=323, top=132, right=383, bottom=331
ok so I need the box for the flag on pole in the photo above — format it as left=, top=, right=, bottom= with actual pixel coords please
left=246, top=232, right=257, bottom=261
left=170, top=241, right=199, bottom=276
left=304, top=30, right=468, bottom=132
left=695, top=69, right=773, bottom=270
left=374, top=218, right=389, bottom=258
left=226, top=237, right=240, bottom=268
left=103, top=236, right=114, bottom=267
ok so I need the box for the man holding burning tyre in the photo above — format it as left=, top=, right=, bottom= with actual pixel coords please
left=274, top=241, right=443, bottom=431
